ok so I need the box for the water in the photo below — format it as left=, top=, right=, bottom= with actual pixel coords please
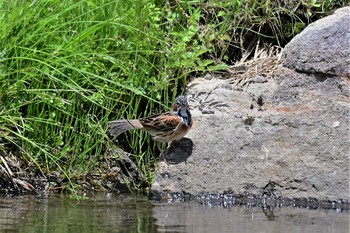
left=0, top=194, right=348, bottom=233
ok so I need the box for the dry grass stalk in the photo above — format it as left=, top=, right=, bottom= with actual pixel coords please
left=229, top=45, right=282, bottom=88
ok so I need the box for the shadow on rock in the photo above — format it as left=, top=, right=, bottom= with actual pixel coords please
left=164, top=137, right=193, bottom=164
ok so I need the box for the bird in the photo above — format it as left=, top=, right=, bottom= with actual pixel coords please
left=108, top=95, right=192, bottom=161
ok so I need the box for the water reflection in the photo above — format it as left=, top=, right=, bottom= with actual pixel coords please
left=0, top=194, right=156, bottom=233
left=0, top=194, right=348, bottom=233
left=153, top=202, right=349, bottom=233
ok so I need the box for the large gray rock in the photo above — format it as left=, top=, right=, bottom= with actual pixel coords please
left=282, top=7, right=350, bottom=77
left=151, top=8, right=350, bottom=202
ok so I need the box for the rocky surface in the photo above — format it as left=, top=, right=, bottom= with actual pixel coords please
left=151, top=7, right=350, bottom=202
left=282, top=7, right=350, bottom=76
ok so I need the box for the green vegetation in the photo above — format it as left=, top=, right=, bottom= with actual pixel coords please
left=0, top=0, right=346, bottom=194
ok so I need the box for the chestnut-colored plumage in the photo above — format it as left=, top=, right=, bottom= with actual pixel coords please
left=108, top=96, right=192, bottom=160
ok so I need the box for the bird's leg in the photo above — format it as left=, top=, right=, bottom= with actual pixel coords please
left=156, top=142, right=166, bottom=162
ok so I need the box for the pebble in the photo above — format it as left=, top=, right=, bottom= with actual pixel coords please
left=332, top=121, right=340, bottom=128
left=253, top=75, right=268, bottom=83
left=204, top=73, right=214, bottom=80
left=234, top=112, right=241, bottom=118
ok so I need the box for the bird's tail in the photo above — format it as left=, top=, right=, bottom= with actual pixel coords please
left=108, top=119, right=143, bottom=136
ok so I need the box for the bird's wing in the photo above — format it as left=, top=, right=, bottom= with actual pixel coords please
left=140, top=113, right=180, bottom=132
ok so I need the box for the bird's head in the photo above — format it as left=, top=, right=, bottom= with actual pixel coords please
left=173, top=95, right=191, bottom=126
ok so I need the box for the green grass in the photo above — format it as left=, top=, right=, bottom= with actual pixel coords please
left=183, top=0, right=349, bottom=63
left=0, top=0, right=225, bottom=192
left=0, top=0, right=346, bottom=193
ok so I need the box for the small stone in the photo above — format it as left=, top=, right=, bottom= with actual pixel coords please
left=204, top=73, right=213, bottom=80
left=219, top=83, right=233, bottom=90
left=252, top=75, right=268, bottom=83
left=234, top=112, right=241, bottom=118
left=201, top=108, right=215, bottom=114
left=110, top=166, right=121, bottom=173
left=332, top=121, right=340, bottom=128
